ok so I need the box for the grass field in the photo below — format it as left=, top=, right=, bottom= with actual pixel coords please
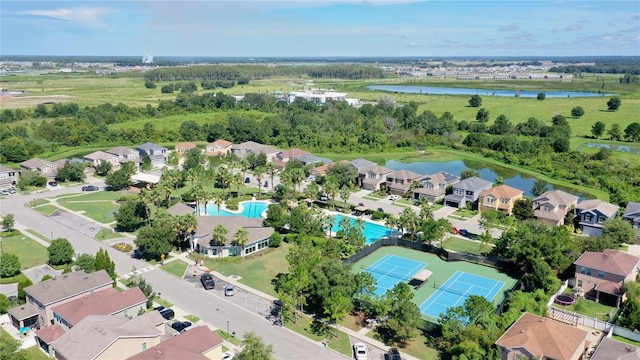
left=367, top=330, right=440, bottom=360
left=551, top=299, right=616, bottom=321
left=284, top=316, right=352, bottom=357
left=162, top=260, right=189, bottom=278
left=57, top=192, right=120, bottom=223
left=0, top=329, right=50, bottom=359
left=1, top=230, right=49, bottom=269
left=442, top=237, right=487, bottom=255
left=201, top=242, right=292, bottom=297
left=34, top=204, right=60, bottom=216
left=352, top=246, right=518, bottom=323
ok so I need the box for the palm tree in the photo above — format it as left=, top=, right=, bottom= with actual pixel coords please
left=339, top=185, right=351, bottom=212
left=253, top=166, right=266, bottom=197
left=185, top=167, right=199, bottom=186
left=266, top=162, right=277, bottom=190
left=161, top=169, right=182, bottom=191
left=213, top=192, right=224, bottom=215
left=212, top=224, right=228, bottom=246
left=230, top=172, right=242, bottom=197
left=139, top=189, right=153, bottom=225
left=217, top=166, right=231, bottom=197
left=419, top=201, right=434, bottom=221
left=239, top=159, right=250, bottom=185
left=289, top=167, right=306, bottom=194
left=399, top=208, right=419, bottom=240
left=233, top=228, right=249, bottom=258
left=189, top=183, right=206, bottom=215
left=324, top=179, right=339, bottom=210
left=303, top=182, right=320, bottom=202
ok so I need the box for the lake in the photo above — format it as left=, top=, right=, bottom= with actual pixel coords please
left=384, top=159, right=591, bottom=199
left=369, top=85, right=611, bottom=98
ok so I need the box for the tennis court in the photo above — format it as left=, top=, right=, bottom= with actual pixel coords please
left=419, top=271, right=504, bottom=318
left=363, top=254, right=427, bottom=296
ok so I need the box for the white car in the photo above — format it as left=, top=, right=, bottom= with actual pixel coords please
left=389, top=195, right=400, bottom=201
left=222, top=351, right=235, bottom=360
left=353, top=343, right=368, bottom=360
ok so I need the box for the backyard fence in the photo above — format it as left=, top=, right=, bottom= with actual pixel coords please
left=547, top=306, right=613, bottom=332
left=612, top=325, right=640, bottom=342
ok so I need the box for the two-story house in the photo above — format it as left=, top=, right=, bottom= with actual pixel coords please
left=106, top=146, right=141, bottom=169
left=204, top=139, right=233, bottom=156
left=83, top=151, right=121, bottom=171
left=350, top=158, right=377, bottom=171
left=7, top=270, right=113, bottom=330
left=0, top=165, right=19, bottom=190
left=19, top=158, right=58, bottom=180
left=273, top=148, right=309, bottom=170
left=295, top=153, right=332, bottom=167
left=174, top=142, right=197, bottom=155
left=128, top=326, right=225, bottom=360
left=385, top=170, right=422, bottom=196
left=444, top=176, right=493, bottom=209
left=574, top=249, right=640, bottom=307
left=136, top=142, right=168, bottom=167
left=230, top=141, right=280, bottom=162
left=622, top=202, right=640, bottom=238
left=495, top=312, right=590, bottom=360
left=575, top=199, right=619, bottom=236
left=532, top=190, right=579, bottom=227
left=478, top=184, right=524, bottom=215
left=412, top=171, right=460, bottom=203
left=358, top=165, right=394, bottom=191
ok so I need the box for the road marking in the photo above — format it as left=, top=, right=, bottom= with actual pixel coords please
left=121, top=266, right=155, bottom=279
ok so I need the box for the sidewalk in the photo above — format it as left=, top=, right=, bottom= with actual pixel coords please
left=168, top=251, right=420, bottom=360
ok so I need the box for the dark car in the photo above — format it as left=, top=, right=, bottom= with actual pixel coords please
left=244, top=177, right=250, bottom=184
left=263, top=181, right=269, bottom=188
left=48, top=181, right=58, bottom=187
left=170, top=321, right=192, bottom=333
left=377, top=207, right=384, bottom=213
left=201, top=273, right=215, bottom=290
left=8, top=188, right=16, bottom=194
left=154, top=306, right=165, bottom=312
left=387, top=347, right=402, bottom=360
left=458, top=229, right=471, bottom=238
left=82, top=185, right=99, bottom=191
left=159, top=309, right=175, bottom=320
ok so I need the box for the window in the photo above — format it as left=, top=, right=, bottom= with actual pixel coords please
left=455, top=189, right=464, bottom=196
left=577, top=280, right=583, bottom=287
left=544, top=205, right=553, bottom=212
left=501, top=198, right=509, bottom=204
left=597, top=216, right=606, bottom=223
left=141, top=342, right=147, bottom=351
left=580, top=267, right=592, bottom=276
left=584, top=214, right=592, bottom=222
left=465, top=190, right=474, bottom=196
left=597, top=271, right=605, bottom=278
left=486, top=197, right=494, bottom=204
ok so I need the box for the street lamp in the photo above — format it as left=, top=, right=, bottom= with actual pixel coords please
left=0, top=236, right=3, bottom=256
left=226, top=318, right=230, bottom=339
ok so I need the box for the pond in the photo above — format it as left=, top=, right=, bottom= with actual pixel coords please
left=368, top=85, right=612, bottom=98
left=384, top=159, right=591, bottom=199
left=577, top=143, right=640, bottom=155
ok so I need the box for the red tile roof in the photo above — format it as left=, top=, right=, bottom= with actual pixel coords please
left=208, top=139, right=232, bottom=148
left=279, top=148, right=309, bottom=158
left=51, top=287, right=147, bottom=326
left=35, top=324, right=66, bottom=344
left=574, top=249, right=640, bottom=277
left=127, top=326, right=223, bottom=360
left=480, top=184, right=524, bottom=199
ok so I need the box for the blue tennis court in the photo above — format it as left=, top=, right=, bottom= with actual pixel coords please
left=363, top=254, right=426, bottom=296
left=419, top=271, right=504, bottom=318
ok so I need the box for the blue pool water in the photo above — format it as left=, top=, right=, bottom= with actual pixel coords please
left=331, top=214, right=392, bottom=244
left=204, top=201, right=268, bottom=218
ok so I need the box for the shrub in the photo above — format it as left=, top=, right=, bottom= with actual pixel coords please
left=371, top=211, right=384, bottom=220
left=268, top=233, right=282, bottom=248
left=0, top=253, right=21, bottom=278
left=226, top=198, right=239, bottom=211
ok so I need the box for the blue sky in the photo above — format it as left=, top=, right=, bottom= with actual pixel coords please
left=2, top=1, right=639, bottom=57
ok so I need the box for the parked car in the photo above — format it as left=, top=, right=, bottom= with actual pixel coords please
left=458, top=229, right=471, bottom=238
left=0, top=189, right=8, bottom=196
left=48, top=181, right=58, bottom=187
left=170, top=321, right=192, bottom=333
left=244, top=177, right=250, bottom=184
left=201, top=273, right=216, bottom=290
left=82, top=185, right=99, bottom=191
left=452, top=226, right=459, bottom=234
left=377, top=207, right=384, bottom=213
left=154, top=306, right=165, bottom=312
left=319, top=193, right=328, bottom=201
left=358, top=202, right=365, bottom=207
left=263, top=181, right=269, bottom=188
left=389, top=195, right=400, bottom=201
left=222, top=351, right=236, bottom=360
left=387, top=347, right=402, bottom=360
left=353, top=343, right=368, bottom=360
left=159, top=309, right=175, bottom=320
left=224, top=284, right=235, bottom=296
left=8, top=188, right=16, bottom=194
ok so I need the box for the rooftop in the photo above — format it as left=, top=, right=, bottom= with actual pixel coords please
left=534, top=190, right=579, bottom=207
left=480, top=184, right=524, bottom=199
left=24, top=270, right=113, bottom=306
left=590, top=337, right=640, bottom=360
left=576, top=199, right=620, bottom=217
left=575, top=249, right=640, bottom=277
left=454, top=176, right=493, bottom=191
left=127, top=326, right=224, bottom=360
left=51, top=287, right=147, bottom=326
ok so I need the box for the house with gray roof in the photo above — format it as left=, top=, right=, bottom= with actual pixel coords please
left=385, top=169, right=422, bottom=195
left=413, top=171, right=460, bottom=203
left=350, top=158, right=377, bottom=171
left=8, top=270, right=113, bottom=330
left=192, top=216, right=274, bottom=258
left=357, top=165, right=394, bottom=191
left=106, top=146, right=141, bottom=167
left=575, top=199, right=619, bottom=236
left=591, top=337, right=640, bottom=360
left=443, top=176, right=493, bottom=209
left=83, top=151, right=121, bottom=170
left=48, top=312, right=165, bottom=360
left=622, top=202, right=640, bottom=238
left=533, top=190, right=579, bottom=227
left=295, top=153, right=332, bottom=167
left=19, top=158, right=58, bottom=180
left=230, top=141, right=280, bottom=162
left=0, top=165, right=19, bottom=190
left=136, top=142, right=168, bottom=167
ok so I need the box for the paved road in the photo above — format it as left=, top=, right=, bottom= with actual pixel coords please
left=0, top=185, right=347, bottom=360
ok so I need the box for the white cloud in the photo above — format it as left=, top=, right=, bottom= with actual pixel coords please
left=498, top=25, right=519, bottom=32
left=565, top=24, right=582, bottom=31
left=18, top=7, right=112, bottom=27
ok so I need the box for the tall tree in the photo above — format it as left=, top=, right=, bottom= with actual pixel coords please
left=235, top=332, right=275, bottom=360
left=591, top=121, right=605, bottom=138
left=233, top=228, right=249, bottom=258
left=475, top=108, right=489, bottom=123
left=608, top=123, right=622, bottom=141
left=134, top=224, right=174, bottom=260
left=48, top=238, right=75, bottom=266
left=212, top=224, right=228, bottom=246
left=607, top=96, right=622, bottom=111
left=512, top=198, right=534, bottom=221
left=531, top=178, right=548, bottom=196
left=570, top=106, right=585, bottom=118
left=339, top=186, right=351, bottom=211
left=1, top=213, right=15, bottom=231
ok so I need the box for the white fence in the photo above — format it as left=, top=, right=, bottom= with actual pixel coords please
left=612, top=325, right=640, bottom=342
left=546, top=306, right=613, bottom=332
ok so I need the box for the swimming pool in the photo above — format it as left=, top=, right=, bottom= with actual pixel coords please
left=331, top=214, right=392, bottom=244
left=204, top=201, right=268, bottom=218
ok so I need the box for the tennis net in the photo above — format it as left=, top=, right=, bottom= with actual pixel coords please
left=362, top=265, right=413, bottom=281
left=432, top=282, right=475, bottom=297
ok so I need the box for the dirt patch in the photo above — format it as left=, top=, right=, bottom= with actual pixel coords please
left=0, top=94, right=74, bottom=109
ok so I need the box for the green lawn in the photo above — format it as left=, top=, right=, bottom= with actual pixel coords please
left=57, top=198, right=119, bottom=223
left=442, top=237, right=488, bottom=255
left=95, top=228, right=124, bottom=240
left=451, top=208, right=478, bottom=219
left=366, top=330, right=440, bottom=360
left=1, top=231, right=49, bottom=269
left=285, top=316, right=352, bottom=357
left=201, top=242, right=292, bottom=297
left=31, top=199, right=50, bottom=207
left=184, top=315, right=200, bottom=323
left=215, top=329, right=242, bottom=346
left=1, top=329, right=49, bottom=360
left=34, top=204, right=59, bottom=216
left=154, top=297, right=174, bottom=308
left=612, top=334, right=640, bottom=346
left=57, top=190, right=122, bottom=201
left=552, top=299, right=617, bottom=321
left=161, top=260, right=189, bottom=278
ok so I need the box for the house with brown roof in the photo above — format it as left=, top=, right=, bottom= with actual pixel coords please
left=106, top=146, right=141, bottom=167
left=174, top=142, right=197, bottom=155
left=19, top=158, right=58, bottom=180
left=127, top=326, right=224, bottom=360
left=358, top=165, right=394, bottom=191
left=48, top=311, right=166, bottom=360
left=204, top=139, right=233, bottom=156
left=83, top=151, right=121, bottom=170
left=0, top=165, right=19, bottom=190
left=575, top=199, right=619, bottom=236
left=273, top=148, right=310, bottom=170
left=192, top=216, right=274, bottom=258
left=51, top=287, right=147, bottom=330
left=412, top=171, right=460, bottom=203
left=532, top=190, right=579, bottom=227
left=574, top=249, right=640, bottom=307
left=385, top=169, right=422, bottom=195
left=8, top=270, right=113, bottom=330
left=590, top=336, right=640, bottom=360
left=478, top=184, right=524, bottom=215
left=495, top=312, right=590, bottom=360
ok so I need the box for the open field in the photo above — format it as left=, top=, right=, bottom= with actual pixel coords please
left=1, top=230, right=49, bottom=269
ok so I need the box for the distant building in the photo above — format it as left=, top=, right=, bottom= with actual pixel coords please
left=136, top=142, right=168, bottom=167
left=288, top=90, right=359, bottom=106
left=0, top=165, right=19, bottom=189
